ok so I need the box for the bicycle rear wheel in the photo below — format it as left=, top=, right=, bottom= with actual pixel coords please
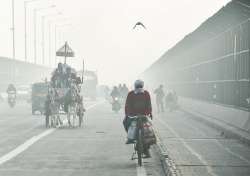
left=137, top=129, right=143, bottom=166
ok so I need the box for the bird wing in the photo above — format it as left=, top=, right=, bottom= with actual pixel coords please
left=133, top=24, right=138, bottom=29
left=133, top=22, right=146, bottom=30
left=140, top=23, right=146, bottom=29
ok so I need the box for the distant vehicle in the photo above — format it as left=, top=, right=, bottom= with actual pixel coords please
left=31, top=82, right=48, bottom=115
left=17, top=85, right=31, bottom=101
left=112, top=97, right=121, bottom=113
left=8, top=91, right=16, bottom=108
left=80, top=70, right=98, bottom=100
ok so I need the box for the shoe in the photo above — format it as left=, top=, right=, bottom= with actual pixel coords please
left=126, top=139, right=135, bottom=144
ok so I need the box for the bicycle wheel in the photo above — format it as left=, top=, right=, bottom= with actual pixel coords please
left=137, top=129, right=143, bottom=166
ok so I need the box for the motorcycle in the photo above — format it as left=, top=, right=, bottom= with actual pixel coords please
left=8, top=92, right=16, bottom=108
left=112, top=97, right=121, bottom=113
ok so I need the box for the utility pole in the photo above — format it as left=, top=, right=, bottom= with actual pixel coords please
left=42, top=16, right=45, bottom=64
left=12, top=0, right=15, bottom=61
left=48, top=21, right=52, bottom=67
left=33, top=5, right=56, bottom=64
left=41, top=12, right=62, bottom=66
left=24, top=0, right=40, bottom=62
left=24, top=1, right=27, bottom=61
left=33, top=8, right=37, bottom=64
left=11, top=0, right=16, bottom=83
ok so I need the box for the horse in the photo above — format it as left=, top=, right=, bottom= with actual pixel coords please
left=66, top=82, right=82, bottom=127
left=45, top=87, right=63, bottom=128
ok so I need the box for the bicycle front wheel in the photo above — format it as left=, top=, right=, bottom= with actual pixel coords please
left=137, top=129, right=143, bottom=166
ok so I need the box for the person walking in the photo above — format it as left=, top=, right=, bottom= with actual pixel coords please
left=154, top=85, right=165, bottom=113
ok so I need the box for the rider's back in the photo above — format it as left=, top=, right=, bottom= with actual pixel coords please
left=125, top=90, right=151, bottom=117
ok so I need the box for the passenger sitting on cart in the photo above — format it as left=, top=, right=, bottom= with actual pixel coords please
left=51, top=63, right=65, bottom=88
left=65, top=67, right=81, bottom=88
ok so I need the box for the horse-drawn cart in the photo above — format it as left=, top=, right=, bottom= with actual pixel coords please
left=45, top=64, right=85, bottom=128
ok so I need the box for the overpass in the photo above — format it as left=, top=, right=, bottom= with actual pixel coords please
left=142, top=0, right=250, bottom=132
left=0, top=57, right=52, bottom=91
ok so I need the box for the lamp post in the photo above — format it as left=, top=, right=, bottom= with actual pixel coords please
left=24, top=0, right=40, bottom=62
left=33, top=5, right=56, bottom=64
left=11, top=0, right=15, bottom=61
left=47, top=18, right=71, bottom=67
left=41, top=12, right=62, bottom=65
left=10, top=0, right=15, bottom=83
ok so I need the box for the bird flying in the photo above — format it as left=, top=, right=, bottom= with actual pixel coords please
left=133, top=22, right=146, bottom=29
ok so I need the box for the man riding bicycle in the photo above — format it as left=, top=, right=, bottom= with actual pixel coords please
left=124, top=79, right=153, bottom=158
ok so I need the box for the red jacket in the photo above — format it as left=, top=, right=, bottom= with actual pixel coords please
left=125, top=90, right=152, bottom=117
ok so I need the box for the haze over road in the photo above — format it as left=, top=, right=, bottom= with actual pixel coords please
left=0, top=99, right=249, bottom=175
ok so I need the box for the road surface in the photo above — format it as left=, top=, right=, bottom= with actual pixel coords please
left=0, top=100, right=164, bottom=176
left=1, top=99, right=250, bottom=176
left=154, top=109, right=250, bottom=176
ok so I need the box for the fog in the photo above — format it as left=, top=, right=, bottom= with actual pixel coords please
left=1, top=1, right=250, bottom=176
left=0, top=0, right=230, bottom=85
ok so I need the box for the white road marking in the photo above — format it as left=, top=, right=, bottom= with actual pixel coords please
left=136, top=164, right=147, bottom=176
left=0, top=101, right=104, bottom=166
left=0, top=128, right=55, bottom=165
left=183, top=118, right=250, bottom=165
left=157, top=118, right=218, bottom=176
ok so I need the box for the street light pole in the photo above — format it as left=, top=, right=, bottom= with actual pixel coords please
left=42, top=16, right=45, bottom=65
left=55, top=24, right=57, bottom=66
left=12, top=0, right=15, bottom=61
left=33, top=8, right=37, bottom=64
left=24, top=0, right=40, bottom=62
left=48, top=21, right=52, bottom=67
left=41, top=12, right=62, bottom=65
left=48, top=18, right=71, bottom=67
left=11, top=0, right=15, bottom=83
left=33, top=5, right=56, bottom=64
left=24, top=1, right=27, bottom=62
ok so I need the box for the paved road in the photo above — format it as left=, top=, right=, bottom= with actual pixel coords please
left=154, top=110, right=250, bottom=176
left=2, top=100, right=249, bottom=176
left=0, top=100, right=164, bottom=176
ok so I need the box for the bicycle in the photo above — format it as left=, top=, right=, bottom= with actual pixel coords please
left=129, top=115, right=148, bottom=166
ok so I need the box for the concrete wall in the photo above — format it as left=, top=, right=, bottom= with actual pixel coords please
left=0, top=57, right=52, bottom=91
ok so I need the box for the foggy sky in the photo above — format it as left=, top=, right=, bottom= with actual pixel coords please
left=0, top=0, right=230, bottom=85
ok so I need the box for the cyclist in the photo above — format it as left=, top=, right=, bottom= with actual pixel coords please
left=124, top=79, right=153, bottom=158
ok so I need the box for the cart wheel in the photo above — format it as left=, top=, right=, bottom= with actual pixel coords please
left=45, top=115, right=49, bottom=128
left=79, top=115, right=83, bottom=127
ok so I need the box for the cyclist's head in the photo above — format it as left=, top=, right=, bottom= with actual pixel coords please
left=134, top=79, right=144, bottom=89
